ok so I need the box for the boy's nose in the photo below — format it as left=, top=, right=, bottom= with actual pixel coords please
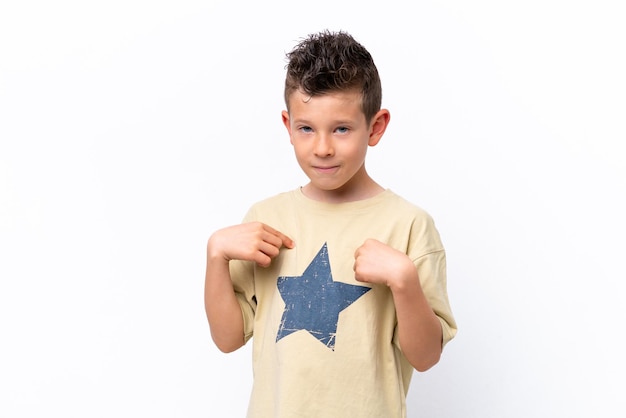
left=313, top=134, right=334, bottom=157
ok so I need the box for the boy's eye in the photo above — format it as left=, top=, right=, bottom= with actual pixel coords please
left=299, top=126, right=313, bottom=133
left=336, top=127, right=349, bottom=134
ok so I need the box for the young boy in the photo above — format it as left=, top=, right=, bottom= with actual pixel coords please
left=204, top=30, right=456, bottom=417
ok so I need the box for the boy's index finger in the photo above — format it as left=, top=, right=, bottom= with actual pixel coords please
left=282, top=235, right=295, bottom=249
left=263, top=224, right=295, bottom=249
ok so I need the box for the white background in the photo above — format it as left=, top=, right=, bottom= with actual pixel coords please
left=1, top=1, right=625, bottom=417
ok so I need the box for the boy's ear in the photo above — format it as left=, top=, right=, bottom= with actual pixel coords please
left=282, top=110, right=293, bottom=143
left=368, top=109, right=390, bottom=147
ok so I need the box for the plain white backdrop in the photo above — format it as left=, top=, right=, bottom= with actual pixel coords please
left=1, top=1, right=625, bottom=417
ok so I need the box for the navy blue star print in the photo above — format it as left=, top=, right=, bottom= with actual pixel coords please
left=276, top=242, right=371, bottom=350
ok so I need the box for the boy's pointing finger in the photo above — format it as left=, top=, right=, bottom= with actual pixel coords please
left=263, top=224, right=295, bottom=249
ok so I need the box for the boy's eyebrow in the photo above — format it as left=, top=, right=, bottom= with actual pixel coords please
left=290, top=117, right=311, bottom=125
left=292, top=118, right=356, bottom=126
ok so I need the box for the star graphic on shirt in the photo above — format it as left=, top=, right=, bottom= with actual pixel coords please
left=275, top=242, right=371, bottom=350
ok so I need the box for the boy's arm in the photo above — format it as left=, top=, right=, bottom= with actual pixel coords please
left=204, top=222, right=294, bottom=353
left=353, top=239, right=443, bottom=372
left=204, top=247, right=246, bottom=353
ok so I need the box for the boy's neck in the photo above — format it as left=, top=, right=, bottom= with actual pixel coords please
left=300, top=179, right=385, bottom=204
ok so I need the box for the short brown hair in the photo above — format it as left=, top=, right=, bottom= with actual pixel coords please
left=284, top=30, right=382, bottom=123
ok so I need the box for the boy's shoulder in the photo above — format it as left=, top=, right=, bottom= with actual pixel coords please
left=242, top=189, right=298, bottom=219
left=248, top=189, right=298, bottom=208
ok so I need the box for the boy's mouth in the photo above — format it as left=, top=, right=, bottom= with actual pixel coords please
left=313, top=165, right=339, bottom=174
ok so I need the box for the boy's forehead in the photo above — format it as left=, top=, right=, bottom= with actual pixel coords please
left=287, top=88, right=363, bottom=108
left=286, top=90, right=367, bottom=123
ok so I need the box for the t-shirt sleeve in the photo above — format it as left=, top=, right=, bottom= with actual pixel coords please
left=414, top=249, right=457, bottom=347
left=406, top=211, right=457, bottom=348
left=228, top=207, right=258, bottom=343
left=230, top=259, right=256, bottom=343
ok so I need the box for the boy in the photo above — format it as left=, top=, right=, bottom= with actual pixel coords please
left=204, top=30, right=456, bottom=417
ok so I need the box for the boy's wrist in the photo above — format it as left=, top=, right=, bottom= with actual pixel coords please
left=206, top=234, right=230, bottom=263
left=387, top=261, right=420, bottom=295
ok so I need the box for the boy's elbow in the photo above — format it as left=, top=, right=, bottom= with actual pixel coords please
left=411, top=350, right=441, bottom=372
left=212, top=333, right=245, bottom=354
left=216, top=343, right=240, bottom=354
left=413, top=357, right=439, bottom=372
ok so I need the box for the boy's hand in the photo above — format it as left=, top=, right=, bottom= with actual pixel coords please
left=208, top=222, right=294, bottom=268
left=353, top=239, right=416, bottom=290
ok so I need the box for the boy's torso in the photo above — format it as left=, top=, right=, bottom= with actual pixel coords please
left=231, top=188, right=441, bottom=418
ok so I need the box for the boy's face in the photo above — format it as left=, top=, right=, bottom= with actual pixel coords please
left=282, top=89, right=388, bottom=202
